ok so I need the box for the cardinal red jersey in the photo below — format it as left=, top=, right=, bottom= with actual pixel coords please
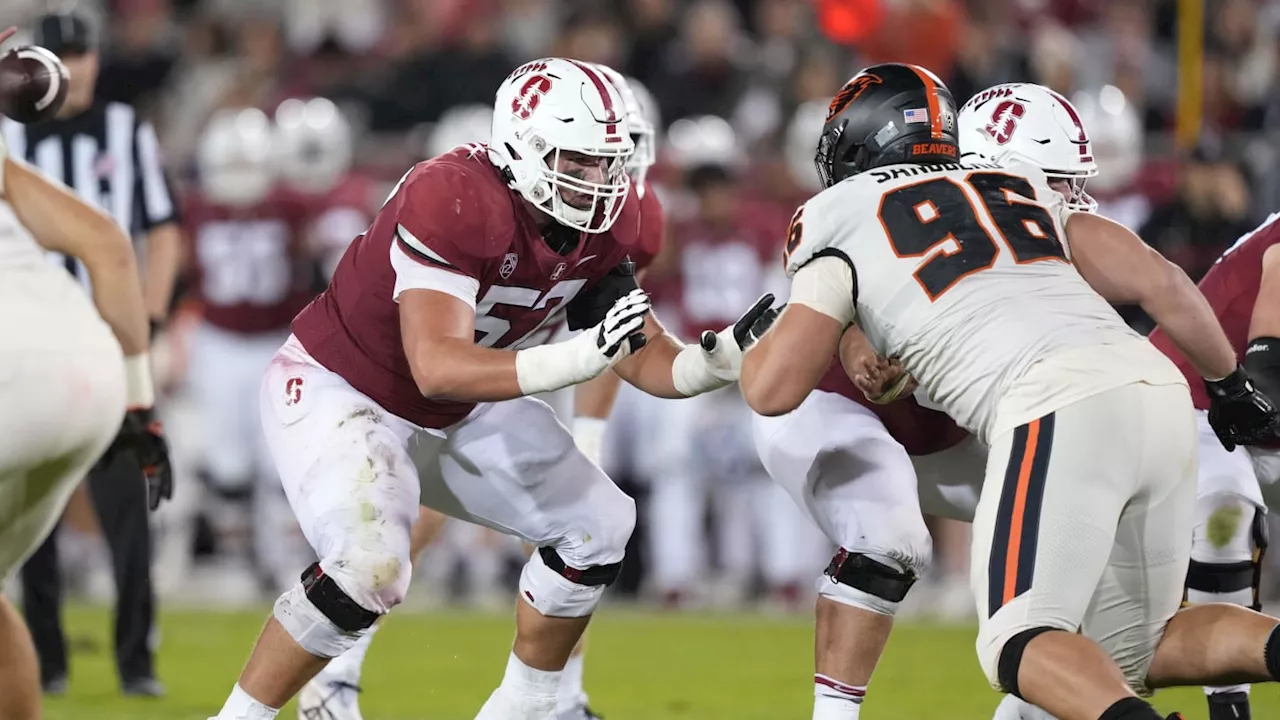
left=632, top=183, right=666, bottom=272
left=1150, top=212, right=1280, bottom=410
left=185, top=190, right=317, bottom=334
left=662, top=199, right=790, bottom=337
left=291, top=145, right=645, bottom=428
left=816, top=359, right=969, bottom=457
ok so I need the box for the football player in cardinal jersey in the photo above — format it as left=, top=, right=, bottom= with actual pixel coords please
left=1146, top=218, right=1280, bottom=720
left=959, top=83, right=1277, bottom=720
left=210, top=58, right=768, bottom=720
left=0, top=77, right=167, bottom=716
left=186, top=108, right=321, bottom=593
left=739, top=64, right=1280, bottom=720
left=273, top=97, right=375, bottom=278
left=296, top=66, right=668, bottom=720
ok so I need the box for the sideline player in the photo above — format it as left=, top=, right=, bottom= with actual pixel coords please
left=211, top=57, right=773, bottom=720
left=185, top=107, right=321, bottom=592
left=0, top=36, right=169, bottom=719
left=296, top=64, right=666, bottom=720
left=739, top=63, right=1280, bottom=720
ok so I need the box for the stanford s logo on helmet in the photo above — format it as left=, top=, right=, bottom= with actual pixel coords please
left=814, top=64, right=960, bottom=189
left=985, top=100, right=1026, bottom=145
left=489, top=58, right=636, bottom=234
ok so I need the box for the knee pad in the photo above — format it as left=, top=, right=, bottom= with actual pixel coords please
left=273, top=572, right=379, bottom=659
left=518, top=547, right=623, bottom=618
left=1189, top=498, right=1268, bottom=611
left=817, top=549, right=918, bottom=616
left=993, top=626, right=1060, bottom=698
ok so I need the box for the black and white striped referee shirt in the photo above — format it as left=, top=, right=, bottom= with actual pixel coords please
left=1, top=101, right=178, bottom=285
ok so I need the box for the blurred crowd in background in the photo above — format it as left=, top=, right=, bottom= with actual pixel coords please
left=4, top=0, right=1280, bottom=618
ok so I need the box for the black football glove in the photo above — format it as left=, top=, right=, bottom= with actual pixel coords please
left=566, top=257, right=639, bottom=331
left=1205, top=366, right=1280, bottom=451
left=99, top=408, right=174, bottom=511
left=699, top=295, right=782, bottom=355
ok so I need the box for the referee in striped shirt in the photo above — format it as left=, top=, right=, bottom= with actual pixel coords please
left=0, top=11, right=179, bottom=698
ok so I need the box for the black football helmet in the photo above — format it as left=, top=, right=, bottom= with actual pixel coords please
left=815, top=63, right=960, bottom=188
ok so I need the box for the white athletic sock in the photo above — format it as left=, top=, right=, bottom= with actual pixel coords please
left=215, top=683, right=279, bottom=720
left=322, top=623, right=379, bottom=686
left=556, top=651, right=588, bottom=712
left=500, top=650, right=561, bottom=700
left=813, top=674, right=864, bottom=720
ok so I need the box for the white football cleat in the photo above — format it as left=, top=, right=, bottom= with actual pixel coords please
left=297, top=675, right=364, bottom=720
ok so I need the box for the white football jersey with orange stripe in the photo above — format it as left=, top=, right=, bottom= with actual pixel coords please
left=785, top=159, right=1182, bottom=441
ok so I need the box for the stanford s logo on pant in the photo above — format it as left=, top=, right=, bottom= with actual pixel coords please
left=285, top=377, right=304, bottom=406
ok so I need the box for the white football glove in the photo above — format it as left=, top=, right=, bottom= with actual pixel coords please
left=672, top=293, right=780, bottom=396
left=515, top=288, right=650, bottom=395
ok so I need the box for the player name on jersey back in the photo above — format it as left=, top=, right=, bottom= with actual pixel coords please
left=787, top=159, right=1183, bottom=441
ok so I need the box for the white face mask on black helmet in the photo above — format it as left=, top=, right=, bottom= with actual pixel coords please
left=489, top=58, right=636, bottom=234
left=957, top=82, right=1099, bottom=212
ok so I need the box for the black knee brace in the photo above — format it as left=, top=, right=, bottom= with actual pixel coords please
left=996, top=626, right=1060, bottom=698
left=538, top=546, right=623, bottom=586
left=1185, top=508, right=1269, bottom=612
left=824, top=548, right=917, bottom=603
left=300, top=562, right=380, bottom=632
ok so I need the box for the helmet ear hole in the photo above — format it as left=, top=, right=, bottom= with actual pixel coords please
left=504, top=142, right=523, bottom=161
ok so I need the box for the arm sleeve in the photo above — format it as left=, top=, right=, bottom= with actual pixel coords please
left=133, top=119, right=180, bottom=230
left=790, top=255, right=856, bottom=325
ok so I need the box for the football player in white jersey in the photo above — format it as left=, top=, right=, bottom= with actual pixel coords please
left=0, top=49, right=166, bottom=720
left=738, top=63, right=1280, bottom=720
left=956, top=82, right=1274, bottom=720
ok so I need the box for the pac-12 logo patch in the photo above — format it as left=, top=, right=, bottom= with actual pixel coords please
left=499, top=253, right=519, bottom=279
left=550, top=262, right=567, bottom=280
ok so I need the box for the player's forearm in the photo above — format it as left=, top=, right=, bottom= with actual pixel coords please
left=613, top=329, right=687, bottom=399
left=143, top=222, right=183, bottom=323
left=742, top=305, right=840, bottom=416
left=1142, top=263, right=1236, bottom=380
left=88, top=250, right=150, bottom=357
left=406, top=336, right=526, bottom=402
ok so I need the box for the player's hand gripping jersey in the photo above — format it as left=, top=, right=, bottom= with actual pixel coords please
left=784, top=158, right=1183, bottom=441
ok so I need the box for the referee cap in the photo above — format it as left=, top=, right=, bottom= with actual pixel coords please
left=34, top=10, right=97, bottom=57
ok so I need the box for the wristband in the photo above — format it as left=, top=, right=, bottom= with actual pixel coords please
left=125, top=352, right=156, bottom=410
left=515, top=332, right=596, bottom=396
left=671, top=340, right=733, bottom=397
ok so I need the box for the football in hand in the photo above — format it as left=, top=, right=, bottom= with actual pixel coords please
left=0, top=46, right=68, bottom=124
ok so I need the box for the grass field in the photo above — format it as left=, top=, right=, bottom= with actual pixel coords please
left=40, top=605, right=1279, bottom=720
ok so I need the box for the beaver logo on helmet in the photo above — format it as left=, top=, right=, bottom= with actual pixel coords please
left=827, top=73, right=883, bottom=122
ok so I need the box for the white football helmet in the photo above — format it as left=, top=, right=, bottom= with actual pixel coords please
left=592, top=63, right=660, bottom=192
left=273, top=97, right=354, bottom=195
left=426, top=104, right=493, bottom=158
left=197, top=108, right=275, bottom=207
left=664, top=115, right=738, bottom=171
left=489, top=58, right=635, bottom=234
left=1071, top=85, right=1142, bottom=195
left=958, top=83, right=1098, bottom=212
